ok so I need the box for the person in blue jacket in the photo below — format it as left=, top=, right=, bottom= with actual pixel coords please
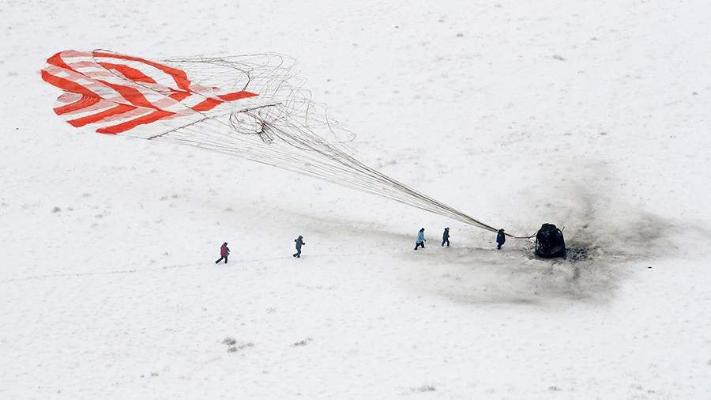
left=414, top=228, right=426, bottom=250
left=293, top=235, right=306, bottom=258
left=496, top=229, right=506, bottom=250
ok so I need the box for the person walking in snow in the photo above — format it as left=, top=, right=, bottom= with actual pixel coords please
left=496, top=229, right=506, bottom=250
left=441, top=227, right=450, bottom=247
left=414, top=228, right=426, bottom=250
left=215, top=242, right=230, bottom=264
left=293, top=235, right=306, bottom=258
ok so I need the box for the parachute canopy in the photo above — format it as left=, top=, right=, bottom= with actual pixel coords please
left=41, top=49, right=525, bottom=237
left=41, top=50, right=259, bottom=135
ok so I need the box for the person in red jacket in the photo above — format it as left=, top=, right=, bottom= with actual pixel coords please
left=215, top=242, right=230, bottom=264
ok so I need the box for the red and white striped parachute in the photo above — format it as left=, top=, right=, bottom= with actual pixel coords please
left=40, top=49, right=517, bottom=236
left=41, top=50, right=257, bottom=134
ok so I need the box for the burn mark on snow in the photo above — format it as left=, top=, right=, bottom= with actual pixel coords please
left=404, top=163, right=690, bottom=306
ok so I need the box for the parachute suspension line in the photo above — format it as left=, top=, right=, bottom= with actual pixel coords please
left=156, top=110, right=503, bottom=234
left=149, top=55, right=529, bottom=237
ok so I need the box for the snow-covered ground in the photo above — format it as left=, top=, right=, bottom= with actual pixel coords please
left=2, top=1, right=711, bottom=398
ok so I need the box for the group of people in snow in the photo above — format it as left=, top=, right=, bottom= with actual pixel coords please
left=216, top=227, right=506, bottom=264
left=215, top=235, right=306, bottom=264
left=413, top=227, right=505, bottom=251
left=414, top=227, right=446, bottom=250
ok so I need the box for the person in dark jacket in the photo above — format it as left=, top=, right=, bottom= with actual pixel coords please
left=441, top=227, right=450, bottom=247
left=496, top=229, right=506, bottom=250
left=414, top=228, right=426, bottom=250
left=293, top=235, right=305, bottom=258
left=215, top=242, right=230, bottom=264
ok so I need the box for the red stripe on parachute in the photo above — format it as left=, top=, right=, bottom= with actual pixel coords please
left=41, top=50, right=258, bottom=134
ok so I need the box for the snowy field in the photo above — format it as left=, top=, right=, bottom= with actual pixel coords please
left=2, top=1, right=711, bottom=399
